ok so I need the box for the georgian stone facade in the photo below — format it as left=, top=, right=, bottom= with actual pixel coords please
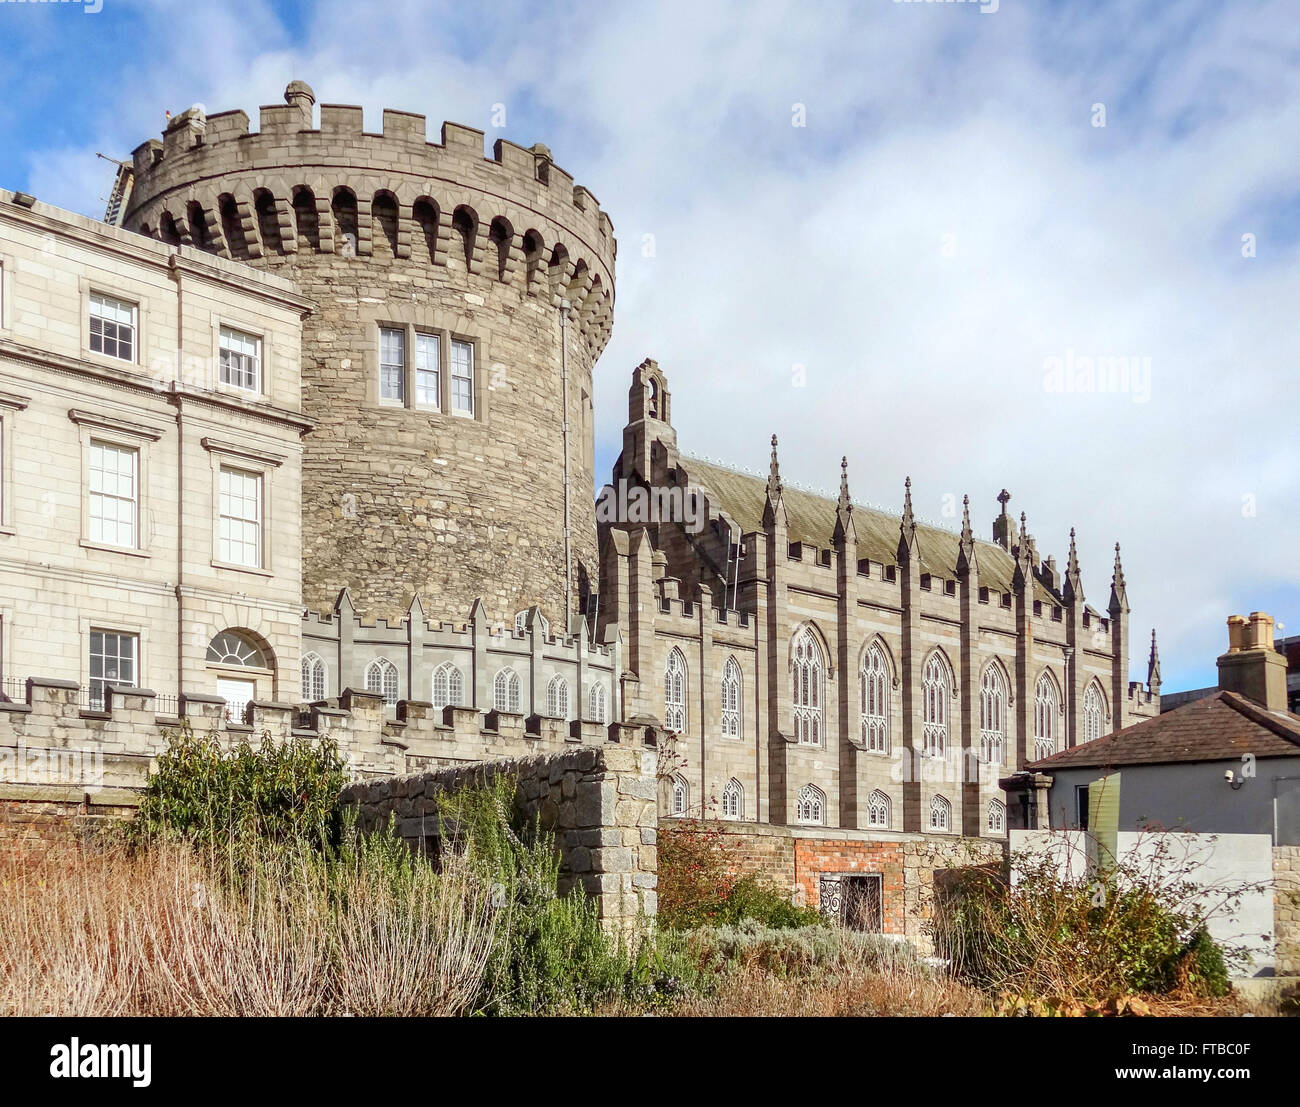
left=120, top=83, right=615, bottom=628
left=0, top=191, right=310, bottom=711
left=600, top=359, right=1159, bottom=840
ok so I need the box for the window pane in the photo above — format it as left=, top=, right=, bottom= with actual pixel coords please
left=217, top=466, right=262, bottom=567
left=415, top=333, right=440, bottom=407
left=379, top=327, right=405, bottom=402
left=219, top=326, right=261, bottom=391
left=88, top=440, right=138, bottom=547
left=450, top=339, right=473, bottom=414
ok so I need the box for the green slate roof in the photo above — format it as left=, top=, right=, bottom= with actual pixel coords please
left=683, top=456, right=1058, bottom=603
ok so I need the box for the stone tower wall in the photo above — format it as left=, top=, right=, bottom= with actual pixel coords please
left=120, top=86, right=616, bottom=628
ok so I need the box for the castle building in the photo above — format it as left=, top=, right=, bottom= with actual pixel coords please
left=0, top=82, right=1161, bottom=929
left=0, top=189, right=310, bottom=718
left=600, top=359, right=1159, bottom=838
left=118, top=83, right=615, bottom=632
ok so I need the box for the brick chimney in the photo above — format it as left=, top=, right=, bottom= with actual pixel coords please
left=1217, top=611, right=1288, bottom=711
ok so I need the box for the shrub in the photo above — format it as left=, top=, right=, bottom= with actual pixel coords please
left=658, top=820, right=821, bottom=930
left=130, top=722, right=349, bottom=859
left=934, top=840, right=1250, bottom=1003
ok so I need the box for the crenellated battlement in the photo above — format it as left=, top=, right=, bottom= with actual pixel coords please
left=122, top=83, right=615, bottom=354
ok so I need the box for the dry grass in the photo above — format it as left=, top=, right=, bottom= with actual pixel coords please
left=0, top=841, right=498, bottom=1017
left=660, top=959, right=988, bottom=1017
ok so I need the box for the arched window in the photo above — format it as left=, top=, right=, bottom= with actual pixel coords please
left=514, top=609, right=550, bottom=637
left=300, top=651, right=326, bottom=701
left=929, top=794, right=952, bottom=832
left=1034, top=673, right=1059, bottom=760
left=365, top=657, right=399, bottom=706
left=987, top=799, right=1006, bottom=834
left=866, top=789, right=891, bottom=829
left=493, top=668, right=521, bottom=714
left=207, top=630, right=268, bottom=668
left=796, top=784, right=825, bottom=825
left=1083, top=683, right=1104, bottom=744
left=721, top=656, right=742, bottom=738
left=922, top=653, right=949, bottom=757
left=432, top=661, right=464, bottom=710
left=664, top=648, right=687, bottom=731
left=546, top=675, right=570, bottom=720
left=980, top=664, right=1006, bottom=764
left=792, top=628, right=824, bottom=745
left=670, top=774, right=689, bottom=816
left=721, top=778, right=743, bottom=820
left=860, top=643, right=889, bottom=753
left=588, top=682, right=607, bottom=724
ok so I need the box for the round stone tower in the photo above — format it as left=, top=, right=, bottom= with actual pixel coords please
left=122, top=83, right=616, bottom=627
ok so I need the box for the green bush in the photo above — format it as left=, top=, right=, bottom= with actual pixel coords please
left=687, top=920, right=923, bottom=978
left=130, top=722, right=349, bottom=860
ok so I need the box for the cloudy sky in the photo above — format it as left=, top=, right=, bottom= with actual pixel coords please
left=2, top=0, right=1297, bottom=691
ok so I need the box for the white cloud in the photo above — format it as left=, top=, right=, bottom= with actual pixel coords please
left=18, top=0, right=1300, bottom=688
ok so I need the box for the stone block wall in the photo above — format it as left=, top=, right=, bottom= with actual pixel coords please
left=1274, top=845, right=1300, bottom=976
left=339, top=744, right=657, bottom=929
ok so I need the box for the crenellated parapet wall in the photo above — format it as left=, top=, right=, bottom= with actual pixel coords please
left=118, top=83, right=617, bottom=628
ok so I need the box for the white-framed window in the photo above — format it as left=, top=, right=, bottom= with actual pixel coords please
left=217, top=465, right=262, bottom=568
left=206, top=630, right=267, bottom=668
left=796, top=784, right=825, bottom=825
left=493, top=668, right=521, bottom=713
left=219, top=325, right=261, bottom=392
left=88, top=629, right=137, bottom=710
left=546, top=675, right=570, bottom=720
left=929, top=794, right=952, bottom=832
left=866, top=789, right=891, bottom=829
left=922, top=653, right=949, bottom=757
left=1034, top=673, right=1058, bottom=760
left=432, top=660, right=464, bottom=710
left=721, top=778, right=743, bottom=820
left=987, top=799, right=1006, bottom=834
left=980, top=664, right=1006, bottom=764
left=588, top=682, right=607, bottom=724
left=1083, top=683, right=1104, bottom=744
left=450, top=338, right=474, bottom=415
left=792, top=628, right=824, bottom=745
left=365, top=657, right=399, bottom=706
left=301, top=651, right=327, bottom=701
left=664, top=647, right=687, bottom=731
left=670, top=774, right=689, bottom=816
left=379, top=326, right=405, bottom=403
left=415, top=332, right=440, bottom=408
left=860, top=643, right=889, bottom=753
left=514, top=609, right=550, bottom=638
left=89, top=292, right=136, bottom=362
left=88, top=439, right=138, bottom=548
left=720, top=655, right=742, bottom=738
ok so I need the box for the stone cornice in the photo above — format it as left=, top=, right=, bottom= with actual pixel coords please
left=68, top=407, right=165, bottom=441
left=200, top=435, right=287, bottom=467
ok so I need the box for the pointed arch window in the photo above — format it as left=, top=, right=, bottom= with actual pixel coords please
left=1034, top=674, right=1058, bottom=760
left=721, top=656, right=742, bottom=738
left=1083, top=683, right=1104, bottom=744
left=866, top=789, right=891, bottom=829
left=860, top=643, right=889, bottom=753
left=987, top=799, right=1006, bottom=834
left=365, top=657, right=399, bottom=706
left=432, top=661, right=465, bottom=710
left=922, top=653, right=949, bottom=757
left=546, top=675, right=570, bottom=720
left=493, top=668, right=521, bottom=714
left=979, top=665, right=1006, bottom=764
left=664, top=648, right=687, bottom=731
left=792, top=628, right=824, bottom=745
left=796, top=784, right=826, bottom=825
left=670, top=774, right=689, bottom=816
left=929, top=794, right=952, bottom=832
left=301, top=651, right=326, bottom=701
left=588, top=682, right=607, bottom=724
left=721, top=778, right=743, bottom=820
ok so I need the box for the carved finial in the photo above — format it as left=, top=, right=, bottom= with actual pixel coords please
left=838, top=457, right=850, bottom=507
left=903, top=477, right=915, bottom=524
left=1147, top=628, right=1162, bottom=693
left=960, top=494, right=973, bottom=542
left=957, top=493, right=977, bottom=575
left=898, top=476, right=918, bottom=557
left=1108, top=542, right=1129, bottom=615
left=1067, top=528, right=1080, bottom=574
left=834, top=456, right=856, bottom=545
left=766, top=434, right=782, bottom=497
left=1064, top=526, right=1083, bottom=604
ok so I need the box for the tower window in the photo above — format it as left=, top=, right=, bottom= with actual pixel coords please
left=379, top=326, right=405, bottom=403
left=450, top=338, right=474, bottom=416
left=415, top=332, right=440, bottom=409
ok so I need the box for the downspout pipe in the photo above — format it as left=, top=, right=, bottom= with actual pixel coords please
left=560, top=299, right=572, bottom=625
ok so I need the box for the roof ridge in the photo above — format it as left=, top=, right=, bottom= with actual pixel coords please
left=682, top=453, right=1016, bottom=555
left=1220, top=689, right=1300, bottom=745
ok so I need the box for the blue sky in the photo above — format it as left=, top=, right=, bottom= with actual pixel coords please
left=2, top=0, right=1298, bottom=692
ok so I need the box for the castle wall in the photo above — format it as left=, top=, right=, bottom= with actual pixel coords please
left=121, top=89, right=616, bottom=630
